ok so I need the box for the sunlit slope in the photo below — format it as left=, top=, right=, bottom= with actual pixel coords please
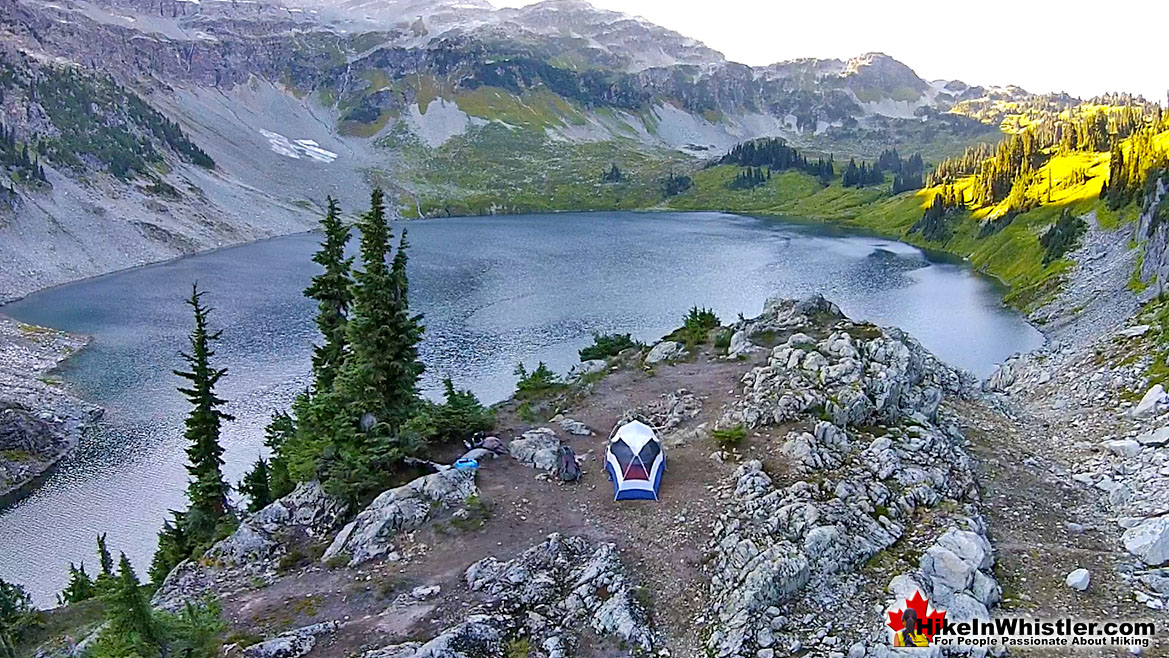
left=668, top=115, right=1168, bottom=311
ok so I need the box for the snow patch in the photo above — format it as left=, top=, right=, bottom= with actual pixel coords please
left=259, top=130, right=338, bottom=163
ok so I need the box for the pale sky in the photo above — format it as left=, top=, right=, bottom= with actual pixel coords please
left=491, top=0, right=1167, bottom=102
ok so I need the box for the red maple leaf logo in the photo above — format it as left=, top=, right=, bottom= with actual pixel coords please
left=887, top=590, right=947, bottom=642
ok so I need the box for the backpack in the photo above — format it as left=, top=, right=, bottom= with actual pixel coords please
left=557, top=445, right=581, bottom=482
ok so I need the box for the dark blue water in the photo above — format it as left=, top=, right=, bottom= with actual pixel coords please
left=0, top=211, right=1042, bottom=602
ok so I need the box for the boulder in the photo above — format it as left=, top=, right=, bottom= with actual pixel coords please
left=727, top=330, right=755, bottom=358
left=569, top=359, right=607, bottom=379
left=644, top=340, right=686, bottom=365
left=1135, top=427, right=1169, bottom=448
left=556, top=417, right=592, bottom=436
left=243, top=622, right=339, bottom=658
left=983, top=358, right=1019, bottom=393
left=1065, top=568, right=1091, bottom=591
left=1132, top=385, right=1169, bottom=419
left=323, top=468, right=477, bottom=566
left=1104, top=439, right=1144, bottom=458
left=1123, top=517, right=1169, bottom=566
left=1118, top=325, right=1152, bottom=338
left=509, top=428, right=560, bottom=471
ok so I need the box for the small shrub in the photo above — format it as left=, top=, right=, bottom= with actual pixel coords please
left=514, top=362, right=562, bottom=397
left=323, top=554, right=349, bottom=570
left=711, top=425, right=746, bottom=450
left=682, top=306, right=715, bottom=343
left=423, top=378, right=495, bottom=444
left=276, top=546, right=307, bottom=572
left=714, top=329, right=733, bottom=352
left=579, top=333, right=641, bottom=362
left=506, top=637, right=531, bottom=658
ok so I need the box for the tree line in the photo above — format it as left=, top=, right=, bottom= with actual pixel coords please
left=719, top=137, right=835, bottom=183
left=928, top=104, right=1169, bottom=213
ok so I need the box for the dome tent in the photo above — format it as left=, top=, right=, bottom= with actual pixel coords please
left=605, top=420, right=666, bottom=501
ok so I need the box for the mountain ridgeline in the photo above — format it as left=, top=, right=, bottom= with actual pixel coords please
left=0, top=0, right=1106, bottom=299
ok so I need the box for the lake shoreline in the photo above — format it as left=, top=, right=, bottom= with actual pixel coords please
left=0, top=206, right=1042, bottom=507
left=0, top=316, right=101, bottom=505
left=0, top=209, right=1047, bottom=588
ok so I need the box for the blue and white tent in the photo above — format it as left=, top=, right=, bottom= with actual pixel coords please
left=605, top=420, right=665, bottom=501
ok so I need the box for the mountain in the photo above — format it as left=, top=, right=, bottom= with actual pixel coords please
left=0, top=0, right=1108, bottom=300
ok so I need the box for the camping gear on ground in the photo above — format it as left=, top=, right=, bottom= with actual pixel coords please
left=454, top=457, right=479, bottom=471
left=461, top=448, right=497, bottom=462
left=557, top=445, right=581, bottom=482
left=605, top=420, right=665, bottom=501
left=466, top=434, right=508, bottom=455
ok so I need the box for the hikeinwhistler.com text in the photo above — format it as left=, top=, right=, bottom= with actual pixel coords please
left=923, top=617, right=1158, bottom=650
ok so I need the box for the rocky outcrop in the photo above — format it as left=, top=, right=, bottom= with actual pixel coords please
left=644, top=340, right=687, bottom=365
left=0, top=317, right=98, bottom=500
left=1134, top=173, right=1169, bottom=301
left=703, top=296, right=989, bottom=657
left=365, top=533, right=654, bottom=657
left=153, top=480, right=349, bottom=611
left=323, top=468, right=478, bottom=566
left=720, top=295, right=974, bottom=431
left=509, top=427, right=562, bottom=471
left=239, top=621, right=340, bottom=658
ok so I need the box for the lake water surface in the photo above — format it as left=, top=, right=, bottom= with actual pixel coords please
left=0, top=211, right=1043, bottom=602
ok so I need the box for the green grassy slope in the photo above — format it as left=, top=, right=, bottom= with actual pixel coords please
left=667, top=124, right=1167, bottom=312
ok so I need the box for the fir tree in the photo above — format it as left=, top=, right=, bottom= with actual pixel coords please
left=325, top=188, right=425, bottom=502
left=173, top=283, right=235, bottom=546
left=58, top=563, right=95, bottom=605
left=0, top=579, right=34, bottom=658
left=304, top=197, right=353, bottom=393
left=96, top=533, right=114, bottom=579
left=239, top=458, right=272, bottom=513
left=104, top=554, right=161, bottom=652
left=263, top=411, right=295, bottom=499
left=149, top=512, right=188, bottom=587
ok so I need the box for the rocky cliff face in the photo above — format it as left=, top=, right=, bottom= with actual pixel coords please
left=1135, top=172, right=1169, bottom=300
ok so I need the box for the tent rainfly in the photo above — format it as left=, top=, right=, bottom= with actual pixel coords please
left=605, top=420, right=665, bottom=501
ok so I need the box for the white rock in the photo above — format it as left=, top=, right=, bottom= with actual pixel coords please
left=509, top=428, right=561, bottom=471
left=1132, top=385, right=1169, bottom=419
left=645, top=340, right=686, bottom=364
left=569, top=359, right=607, bottom=378
left=1118, top=325, right=1152, bottom=338
left=1065, top=568, right=1090, bottom=591
left=1104, top=439, right=1144, bottom=458
left=1135, top=427, right=1169, bottom=447
left=323, top=469, right=477, bottom=565
left=1122, top=517, right=1169, bottom=566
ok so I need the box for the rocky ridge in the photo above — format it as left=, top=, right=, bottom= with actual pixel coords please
left=699, top=296, right=998, bottom=657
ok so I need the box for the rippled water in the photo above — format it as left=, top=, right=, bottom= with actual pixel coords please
left=0, top=211, right=1043, bottom=602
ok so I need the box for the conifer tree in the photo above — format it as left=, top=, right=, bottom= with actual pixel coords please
left=96, top=533, right=114, bottom=579
left=239, top=457, right=272, bottom=513
left=304, top=196, right=353, bottom=393
left=104, top=554, right=160, bottom=652
left=149, top=512, right=189, bottom=587
left=174, top=283, right=235, bottom=545
left=263, top=411, right=295, bottom=499
left=325, top=188, right=425, bottom=501
left=59, top=563, right=95, bottom=605
left=0, top=579, right=34, bottom=658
